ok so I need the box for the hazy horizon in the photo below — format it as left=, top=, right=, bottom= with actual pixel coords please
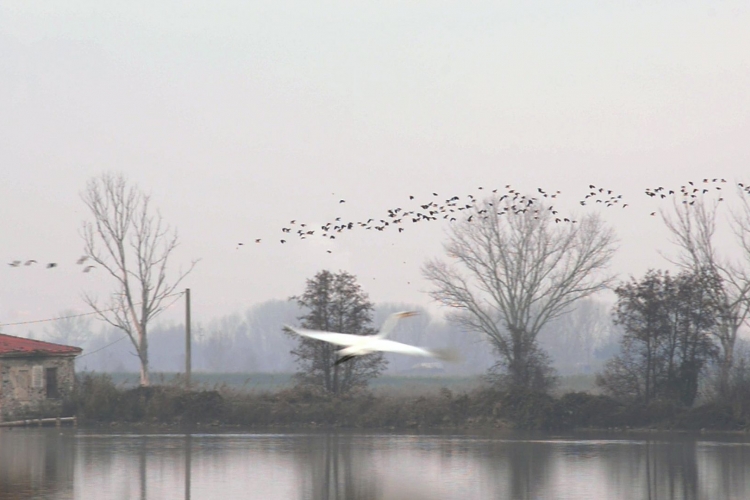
left=3, top=2, right=750, bottom=335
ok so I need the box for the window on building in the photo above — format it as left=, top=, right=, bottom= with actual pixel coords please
left=46, top=367, right=59, bottom=399
left=32, top=365, right=44, bottom=389
left=13, top=369, right=31, bottom=400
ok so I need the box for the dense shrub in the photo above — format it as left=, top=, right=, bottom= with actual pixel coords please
left=671, top=403, right=746, bottom=430
left=74, top=373, right=121, bottom=421
left=556, top=392, right=624, bottom=429
left=616, top=399, right=684, bottom=428
left=493, top=389, right=561, bottom=430
left=74, top=373, right=225, bottom=425
left=71, top=374, right=750, bottom=431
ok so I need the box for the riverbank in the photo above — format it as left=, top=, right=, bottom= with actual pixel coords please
left=62, top=374, right=750, bottom=432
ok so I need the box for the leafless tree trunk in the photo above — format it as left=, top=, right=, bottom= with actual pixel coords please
left=81, top=173, right=197, bottom=386
left=662, top=197, right=750, bottom=397
left=423, top=196, right=616, bottom=390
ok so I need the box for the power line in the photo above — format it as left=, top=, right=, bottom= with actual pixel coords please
left=0, top=291, right=185, bottom=328
left=0, top=309, right=106, bottom=327
left=76, top=334, right=129, bottom=359
left=76, top=291, right=188, bottom=359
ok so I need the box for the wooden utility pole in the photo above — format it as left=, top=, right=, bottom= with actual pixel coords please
left=185, top=288, right=191, bottom=389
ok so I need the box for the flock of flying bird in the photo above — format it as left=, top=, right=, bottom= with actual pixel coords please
left=279, top=178, right=737, bottom=364
left=4, top=178, right=743, bottom=366
left=239, top=185, right=574, bottom=250
left=6, top=178, right=740, bottom=266
left=237, top=178, right=737, bottom=252
left=6, top=256, right=95, bottom=272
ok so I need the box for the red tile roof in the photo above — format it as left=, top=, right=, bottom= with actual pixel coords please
left=0, top=334, right=82, bottom=357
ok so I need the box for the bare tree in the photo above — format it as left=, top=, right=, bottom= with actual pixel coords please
left=244, top=300, right=300, bottom=372
left=203, top=314, right=245, bottom=372
left=538, top=298, right=616, bottom=373
left=423, top=196, right=616, bottom=390
left=43, top=310, right=94, bottom=348
left=81, top=173, right=196, bottom=386
left=662, top=198, right=750, bottom=396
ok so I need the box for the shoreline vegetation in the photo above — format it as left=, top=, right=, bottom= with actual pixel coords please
left=60, top=373, right=750, bottom=433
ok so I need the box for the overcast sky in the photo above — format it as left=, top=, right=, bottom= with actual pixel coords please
left=2, top=1, right=750, bottom=334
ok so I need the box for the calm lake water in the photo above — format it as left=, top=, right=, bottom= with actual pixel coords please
left=1, top=428, right=749, bottom=499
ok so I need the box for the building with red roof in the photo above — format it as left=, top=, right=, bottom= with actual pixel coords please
left=0, top=333, right=82, bottom=421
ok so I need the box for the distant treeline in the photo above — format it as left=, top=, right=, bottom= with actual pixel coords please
left=25, top=298, right=620, bottom=376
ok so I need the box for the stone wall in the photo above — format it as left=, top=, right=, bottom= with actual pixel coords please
left=0, top=355, right=77, bottom=421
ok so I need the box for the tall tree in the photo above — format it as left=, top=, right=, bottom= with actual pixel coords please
left=423, top=196, right=616, bottom=391
left=81, top=173, right=196, bottom=386
left=286, top=270, right=386, bottom=395
left=598, top=269, right=718, bottom=405
left=663, top=198, right=750, bottom=397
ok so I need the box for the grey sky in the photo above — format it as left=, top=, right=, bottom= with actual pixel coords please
left=2, top=1, right=750, bottom=331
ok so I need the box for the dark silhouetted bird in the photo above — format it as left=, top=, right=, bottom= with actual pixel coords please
left=47, top=263, right=57, bottom=269
left=76, top=256, right=88, bottom=265
left=83, top=265, right=95, bottom=273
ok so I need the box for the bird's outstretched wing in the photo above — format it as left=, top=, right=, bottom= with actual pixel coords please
left=362, top=339, right=460, bottom=362
left=376, top=311, right=419, bottom=339
left=285, top=326, right=366, bottom=347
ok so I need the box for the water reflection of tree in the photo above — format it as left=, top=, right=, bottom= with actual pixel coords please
left=698, top=439, right=750, bottom=499
left=601, top=438, right=704, bottom=500
left=139, top=436, right=148, bottom=500
left=475, top=439, right=553, bottom=499
left=509, top=441, right=552, bottom=499
left=298, top=434, right=380, bottom=500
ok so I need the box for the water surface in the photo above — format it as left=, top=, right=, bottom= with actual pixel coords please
left=1, top=428, right=749, bottom=499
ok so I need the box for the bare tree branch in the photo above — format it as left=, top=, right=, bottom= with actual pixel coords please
left=80, top=173, right=198, bottom=386
left=423, top=196, right=617, bottom=390
left=662, top=196, right=750, bottom=397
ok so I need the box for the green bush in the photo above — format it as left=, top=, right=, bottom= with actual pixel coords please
left=617, top=399, right=684, bottom=428
left=74, top=373, right=225, bottom=425
left=493, top=389, right=561, bottom=430
left=74, top=373, right=121, bottom=421
left=671, top=403, right=745, bottom=430
left=70, top=374, right=750, bottom=431
left=556, top=392, right=624, bottom=429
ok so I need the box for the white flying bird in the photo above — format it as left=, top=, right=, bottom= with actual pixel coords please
left=285, top=311, right=459, bottom=366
